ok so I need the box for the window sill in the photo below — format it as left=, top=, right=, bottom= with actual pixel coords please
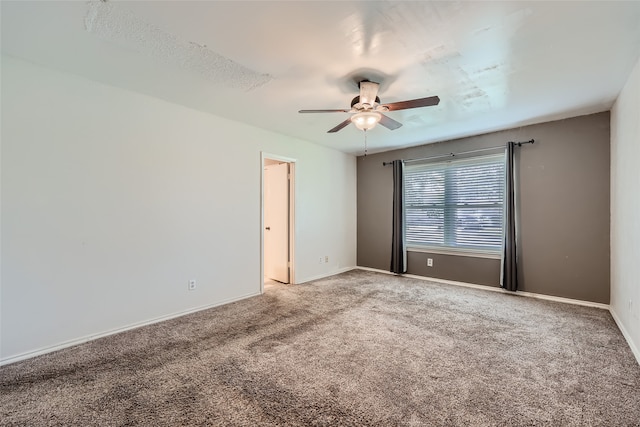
left=407, top=245, right=502, bottom=260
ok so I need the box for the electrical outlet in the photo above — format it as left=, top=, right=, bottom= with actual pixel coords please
left=427, top=258, right=433, bottom=267
left=319, top=257, right=323, bottom=264
left=188, top=279, right=196, bottom=291
left=630, top=300, right=633, bottom=312
left=325, top=255, right=329, bottom=263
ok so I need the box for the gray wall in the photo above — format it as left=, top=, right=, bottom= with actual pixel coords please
left=357, top=112, right=610, bottom=304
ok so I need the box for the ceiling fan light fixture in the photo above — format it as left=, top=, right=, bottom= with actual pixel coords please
left=351, top=111, right=382, bottom=131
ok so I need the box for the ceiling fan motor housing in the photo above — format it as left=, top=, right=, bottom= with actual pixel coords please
left=351, top=96, right=381, bottom=110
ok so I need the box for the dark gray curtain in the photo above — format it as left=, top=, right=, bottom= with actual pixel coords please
left=502, top=142, right=518, bottom=291
left=390, top=160, right=407, bottom=274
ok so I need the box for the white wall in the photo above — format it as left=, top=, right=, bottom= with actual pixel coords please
left=0, top=56, right=357, bottom=363
left=611, top=55, right=640, bottom=364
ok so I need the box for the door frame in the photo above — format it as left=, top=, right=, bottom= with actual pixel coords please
left=261, top=152, right=296, bottom=293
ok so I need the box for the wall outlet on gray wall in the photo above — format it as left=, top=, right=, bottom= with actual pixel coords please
left=188, top=279, right=196, bottom=291
left=427, top=258, right=433, bottom=267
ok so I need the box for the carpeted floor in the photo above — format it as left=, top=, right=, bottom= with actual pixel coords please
left=1, top=270, right=639, bottom=426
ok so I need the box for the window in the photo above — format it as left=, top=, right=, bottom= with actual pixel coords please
left=404, top=153, right=505, bottom=254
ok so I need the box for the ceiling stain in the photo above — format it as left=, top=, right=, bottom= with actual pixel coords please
left=84, top=0, right=272, bottom=91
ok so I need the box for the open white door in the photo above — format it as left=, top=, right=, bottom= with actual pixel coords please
left=264, top=162, right=289, bottom=283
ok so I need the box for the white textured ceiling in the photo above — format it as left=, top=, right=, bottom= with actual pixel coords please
left=2, top=1, right=640, bottom=155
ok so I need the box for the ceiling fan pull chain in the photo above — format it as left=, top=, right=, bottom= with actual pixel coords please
left=364, top=129, right=368, bottom=156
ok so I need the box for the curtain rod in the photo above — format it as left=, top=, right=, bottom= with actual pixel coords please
left=382, top=139, right=534, bottom=166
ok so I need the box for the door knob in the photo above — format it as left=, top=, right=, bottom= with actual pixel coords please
left=265, top=227, right=271, bottom=230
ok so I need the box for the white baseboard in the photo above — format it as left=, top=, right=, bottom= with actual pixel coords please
left=356, top=266, right=609, bottom=310
left=514, top=289, right=609, bottom=310
left=4, top=268, right=631, bottom=368
left=609, top=308, right=640, bottom=367
left=0, top=291, right=261, bottom=367
left=297, top=266, right=357, bottom=284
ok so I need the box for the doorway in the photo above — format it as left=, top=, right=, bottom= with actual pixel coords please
left=261, top=153, right=295, bottom=293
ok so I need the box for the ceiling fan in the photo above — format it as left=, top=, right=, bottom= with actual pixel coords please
left=298, top=80, right=440, bottom=133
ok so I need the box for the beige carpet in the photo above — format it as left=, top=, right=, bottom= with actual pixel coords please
left=1, top=270, right=639, bottom=426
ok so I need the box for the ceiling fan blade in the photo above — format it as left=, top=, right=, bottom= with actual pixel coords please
left=328, top=118, right=353, bottom=133
left=383, top=95, right=440, bottom=111
left=299, top=109, right=350, bottom=113
left=359, top=81, right=380, bottom=106
left=378, top=113, right=403, bottom=130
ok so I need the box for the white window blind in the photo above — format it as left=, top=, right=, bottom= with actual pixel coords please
left=404, top=153, right=505, bottom=253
